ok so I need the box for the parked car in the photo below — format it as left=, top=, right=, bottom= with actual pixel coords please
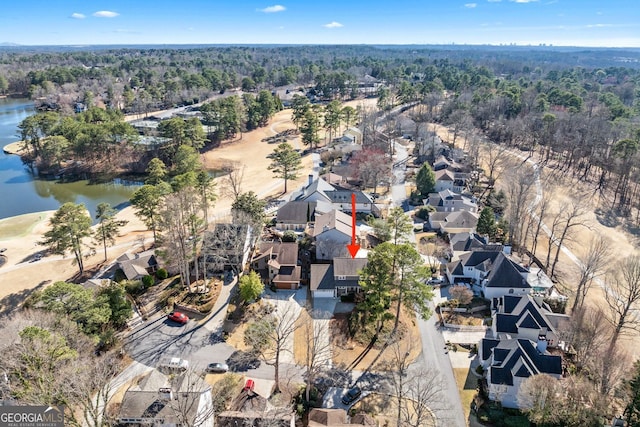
left=206, top=362, right=229, bottom=373
left=167, top=311, right=189, bottom=324
left=341, top=386, right=362, bottom=405
left=243, top=379, right=255, bottom=393
left=159, top=357, right=189, bottom=372
left=427, top=276, right=445, bottom=285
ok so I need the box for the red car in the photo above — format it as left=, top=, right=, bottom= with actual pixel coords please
left=167, top=311, right=189, bottom=324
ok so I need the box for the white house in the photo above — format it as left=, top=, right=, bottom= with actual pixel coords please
left=479, top=338, right=562, bottom=409
left=293, top=177, right=379, bottom=216
left=117, top=370, right=214, bottom=427
left=425, top=189, right=478, bottom=213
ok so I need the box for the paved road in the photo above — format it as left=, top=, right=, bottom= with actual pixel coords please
left=387, top=138, right=467, bottom=426
left=415, top=306, right=468, bottom=427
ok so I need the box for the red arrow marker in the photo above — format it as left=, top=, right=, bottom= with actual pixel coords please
left=346, top=193, right=360, bottom=258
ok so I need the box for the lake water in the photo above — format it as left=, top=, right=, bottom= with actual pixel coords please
left=0, top=98, right=138, bottom=221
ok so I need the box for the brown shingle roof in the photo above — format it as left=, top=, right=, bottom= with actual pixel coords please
left=313, top=210, right=353, bottom=238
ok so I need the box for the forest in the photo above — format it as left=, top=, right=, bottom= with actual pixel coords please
left=2, top=44, right=640, bottom=221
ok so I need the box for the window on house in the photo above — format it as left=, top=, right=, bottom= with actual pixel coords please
left=336, top=275, right=346, bottom=280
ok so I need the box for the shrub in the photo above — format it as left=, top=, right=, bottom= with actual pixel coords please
left=415, top=206, right=431, bottom=220
left=114, top=269, right=127, bottom=283
left=340, top=294, right=355, bottom=303
left=476, top=365, right=484, bottom=375
left=282, top=231, right=297, bottom=242
left=142, top=275, right=154, bottom=288
left=124, top=280, right=145, bottom=296
left=156, top=268, right=168, bottom=280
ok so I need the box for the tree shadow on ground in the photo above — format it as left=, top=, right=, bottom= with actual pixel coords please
left=0, top=280, right=49, bottom=316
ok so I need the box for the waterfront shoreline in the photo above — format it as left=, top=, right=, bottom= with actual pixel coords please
left=2, top=141, right=25, bottom=155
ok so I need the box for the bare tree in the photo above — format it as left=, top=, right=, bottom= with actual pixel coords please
left=378, top=340, right=447, bottom=427
left=244, top=301, right=300, bottom=394
left=483, top=142, right=508, bottom=186
left=72, top=352, right=122, bottom=427
left=549, top=196, right=589, bottom=278
left=604, top=254, right=640, bottom=352
left=517, top=374, right=563, bottom=426
left=571, top=235, right=611, bottom=313
left=527, top=180, right=553, bottom=256
left=221, top=161, right=246, bottom=201
left=400, top=368, right=448, bottom=427
left=560, top=306, right=611, bottom=369
left=505, top=167, right=534, bottom=250
left=0, top=311, right=123, bottom=427
left=166, top=369, right=215, bottom=427
left=302, top=310, right=332, bottom=402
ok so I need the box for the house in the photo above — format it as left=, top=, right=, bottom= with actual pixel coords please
left=449, top=232, right=503, bottom=259
left=310, top=257, right=368, bottom=299
left=487, top=294, right=569, bottom=348
left=433, top=155, right=465, bottom=172
left=479, top=338, right=563, bottom=409
left=117, top=249, right=158, bottom=280
left=275, top=200, right=331, bottom=231
left=481, top=252, right=532, bottom=300
left=308, top=408, right=374, bottom=427
left=425, top=189, right=477, bottom=213
left=251, top=242, right=301, bottom=290
left=427, top=210, right=479, bottom=235
left=434, top=169, right=467, bottom=193
left=341, top=127, right=363, bottom=145
left=293, top=177, right=379, bottom=216
left=446, top=250, right=502, bottom=286
left=202, top=224, right=253, bottom=274
left=117, top=370, right=214, bottom=427
left=313, top=210, right=355, bottom=261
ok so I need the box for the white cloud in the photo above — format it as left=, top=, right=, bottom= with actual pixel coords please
left=465, top=3, right=477, bottom=8
left=323, top=21, right=344, bottom=28
left=259, top=5, right=286, bottom=13
left=93, top=10, right=119, bottom=18
left=71, top=13, right=85, bottom=19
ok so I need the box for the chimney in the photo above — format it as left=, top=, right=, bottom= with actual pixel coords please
left=308, top=174, right=314, bottom=186
left=158, top=387, right=174, bottom=401
left=536, top=335, right=548, bottom=354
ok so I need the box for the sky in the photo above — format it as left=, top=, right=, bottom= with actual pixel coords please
left=0, top=0, right=639, bottom=48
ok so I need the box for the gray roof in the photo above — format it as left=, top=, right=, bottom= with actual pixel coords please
left=326, top=190, right=374, bottom=204
left=333, top=257, right=368, bottom=278
left=117, top=249, right=158, bottom=280
left=313, top=209, right=353, bottom=238
left=310, top=264, right=334, bottom=291
left=276, top=201, right=317, bottom=224
left=118, top=390, right=203, bottom=424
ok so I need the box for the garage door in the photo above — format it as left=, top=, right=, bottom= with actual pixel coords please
left=313, top=290, right=335, bottom=299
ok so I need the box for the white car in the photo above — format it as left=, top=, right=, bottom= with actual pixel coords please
left=427, top=276, right=445, bottom=285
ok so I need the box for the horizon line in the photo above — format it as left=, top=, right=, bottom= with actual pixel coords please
left=1, top=42, right=640, bottom=49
